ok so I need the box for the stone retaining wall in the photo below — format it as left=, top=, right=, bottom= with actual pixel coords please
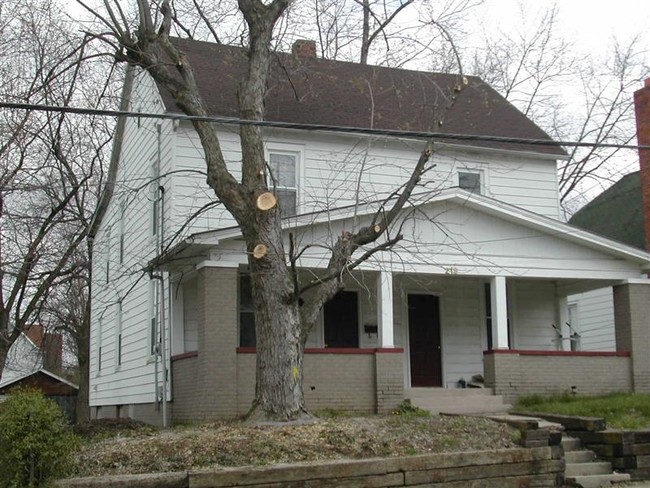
left=532, top=412, right=650, bottom=481
left=56, top=446, right=564, bottom=487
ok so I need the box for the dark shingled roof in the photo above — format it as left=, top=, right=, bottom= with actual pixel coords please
left=155, top=38, right=565, bottom=157
left=570, top=171, right=645, bottom=250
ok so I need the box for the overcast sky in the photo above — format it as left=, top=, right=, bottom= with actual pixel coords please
left=474, top=0, right=650, bottom=53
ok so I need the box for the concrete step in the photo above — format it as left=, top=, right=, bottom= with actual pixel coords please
left=565, top=473, right=631, bottom=488
left=562, top=437, right=584, bottom=452
left=566, top=450, right=596, bottom=464
left=410, top=396, right=508, bottom=409
left=566, top=462, right=614, bottom=477
left=437, top=404, right=513, bottom=415
left=405, top=387, right=494, bottom=398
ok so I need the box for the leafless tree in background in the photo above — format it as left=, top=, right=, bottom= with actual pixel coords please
left=0, top=0, right=117, bottom=422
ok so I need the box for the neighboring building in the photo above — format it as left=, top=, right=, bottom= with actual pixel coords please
left=569, top=172, right=644, bottom=352
left=1, top=325, right=63, bottom=387
left=89, top=38, right=650, bottom=425
left=0, top=325, right=77, bottom=420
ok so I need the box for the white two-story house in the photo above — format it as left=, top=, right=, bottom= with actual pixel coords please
left=90, top=38, right=650, bottom=425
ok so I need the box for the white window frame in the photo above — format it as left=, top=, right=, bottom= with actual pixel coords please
left=148, top=279, right=159, bottom=360
left=115, top=301, right=123, bottom=368
left=265, top=143, right=304, bottom=216
left=455, top=163, right=489, bottom=195
left=96, top=317, right=103, bottom=376
left=118, top=198, right=126, bottom=265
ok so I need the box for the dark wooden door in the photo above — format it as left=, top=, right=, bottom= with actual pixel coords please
left=408, top=294, right=442, bottom=387
left=324, top=291, right=359, bottom=348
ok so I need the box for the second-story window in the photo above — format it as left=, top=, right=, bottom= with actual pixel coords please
left=268, top=152, right=297, bottom=217
left=458, top=171, right=482, bottom=194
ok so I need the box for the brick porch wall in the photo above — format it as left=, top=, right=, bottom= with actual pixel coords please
left=236, top=349, right=404, bottom=415
left=614, top=283, right=650, bottom=393
left=170, top=353, right=198, bottom=423
left=484, top=350, right=632, bottom=403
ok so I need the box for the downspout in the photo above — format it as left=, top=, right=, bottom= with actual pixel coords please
left=151, top=123, right=169, bottom=427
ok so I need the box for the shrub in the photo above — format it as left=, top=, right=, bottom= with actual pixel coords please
left=0, top=389, right=79, bottom=487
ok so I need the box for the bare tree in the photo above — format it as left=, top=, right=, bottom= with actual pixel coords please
left=0, top=0, right=116, bottom=422
left=81, top=0, right=467, bottom=422
left=468, top=5, right=649, bottom=214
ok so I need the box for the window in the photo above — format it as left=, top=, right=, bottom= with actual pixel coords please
left=105, top=229, right=111, bottom=284
left=268, top=152, right=297, bottom=217
left=116, top=302, right=123, bottom=366
left=97, top=318, right=103, bottom=373
left=151, top=159, right=160, bottom=236
left=118, top=200, right=125, bottom=265
left=182, top=279, right=199, bottom=352
left=459, top=171, right=481, bottom=194
left=239, top=272, right=256, bottom=347
left=323, top=291, right=359, bottom=348
left=150, top=280, right=159, bottom=356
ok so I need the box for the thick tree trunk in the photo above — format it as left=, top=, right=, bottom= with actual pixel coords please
left=242, top=209, right=308, bottom=422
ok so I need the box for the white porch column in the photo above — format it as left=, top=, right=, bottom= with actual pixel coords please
left=556, top=295, right=570, bottom=351
left=377, top=271, right=394, bottom=348
left=490, top=276, right=509, bottom=349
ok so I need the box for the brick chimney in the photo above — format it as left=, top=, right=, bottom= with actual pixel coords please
left=292, top=39, right=316, bottom=58
left=634, top=78, right=650, bottom=250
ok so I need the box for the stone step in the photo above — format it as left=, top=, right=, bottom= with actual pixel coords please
left=562, top=437, right=583, bottom=452
left=433, top=404, right=513, bottom=416
left=565, top=450, right=596, bottom=464
left=565, top=473, right=631, bottom=488
left=566, top=461, right=614, bottom=477
left=404, top=387, right=494, bottom=398
left=410, top=396, right=508, bottom=409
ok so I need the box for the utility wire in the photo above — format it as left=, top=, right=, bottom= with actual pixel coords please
left=2, top=101, right=649, bottom=151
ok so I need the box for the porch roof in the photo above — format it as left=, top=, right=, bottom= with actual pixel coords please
left=156, top=189, right=650, bottom=283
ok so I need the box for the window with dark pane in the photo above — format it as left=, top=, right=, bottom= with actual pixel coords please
left=459, top=171, right=481, bottom=193
left=324, top=291, right=359, bottom=348
left=268, top=152, right=297, bottom=216
left=239, top=272, right=256, bottom=347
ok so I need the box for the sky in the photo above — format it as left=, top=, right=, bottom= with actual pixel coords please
left=476, top=0, right=650, bottom=53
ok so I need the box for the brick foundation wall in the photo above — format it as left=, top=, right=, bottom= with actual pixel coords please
left=92, top=402, right=168, bottom=427
left=484, top=350, right=632, bottom=403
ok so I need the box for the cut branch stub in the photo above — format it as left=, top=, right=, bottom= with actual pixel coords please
left=256, top=192, right=277, bottom=211
left=253, top=243, right=268, bottom=259
left=374, top=224, right=381, bottom=233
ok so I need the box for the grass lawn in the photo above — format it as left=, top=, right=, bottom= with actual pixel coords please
left=514, top=392, right=650, bottom=429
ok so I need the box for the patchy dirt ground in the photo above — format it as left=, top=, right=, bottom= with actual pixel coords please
left=70, top=413, right=520, bottom=477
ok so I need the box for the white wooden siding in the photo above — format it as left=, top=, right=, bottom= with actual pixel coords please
left=569, top=288, right=616, bottom=351
left=511, top=280, right=558, bottom=350
left=168, top=127, right=561, bottom=241
left=90, top=70, right=174, bottom=407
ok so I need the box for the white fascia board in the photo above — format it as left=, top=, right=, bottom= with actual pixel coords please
left=0, top=369, right=78, bottom=390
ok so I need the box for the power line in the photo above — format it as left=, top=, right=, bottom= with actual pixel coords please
left=2, top=101, right=649, bottom=151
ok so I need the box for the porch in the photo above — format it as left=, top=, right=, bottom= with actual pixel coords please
left=163, top=191, right=650, bottom=421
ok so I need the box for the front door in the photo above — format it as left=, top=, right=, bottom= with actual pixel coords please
left=408, top=294, right=442, bottom=387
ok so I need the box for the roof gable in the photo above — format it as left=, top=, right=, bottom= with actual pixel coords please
left=156, top=38, right=565, bottom=157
